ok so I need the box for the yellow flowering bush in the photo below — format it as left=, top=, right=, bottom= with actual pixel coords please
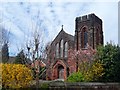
left=1, top=63, right=33, bottom=88
left=85, top=61, right=104, bottom=81
left=0, top=63, right=2, bottom=89
left=79, top=60, right=104, bottom=82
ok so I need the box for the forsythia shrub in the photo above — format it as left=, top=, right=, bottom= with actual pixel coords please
left=91, top=61, right=104, bottom=80
left=79, top=60, right=104, bottom=82
left=0, top=63, right=2, bottom=89
left=1, top=63, right=33, bottom=88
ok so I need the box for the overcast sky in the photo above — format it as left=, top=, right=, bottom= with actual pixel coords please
left=0, top=0, right=119, bottom=56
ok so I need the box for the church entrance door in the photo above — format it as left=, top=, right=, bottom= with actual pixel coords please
left=58, top=65, right=64, bottom=79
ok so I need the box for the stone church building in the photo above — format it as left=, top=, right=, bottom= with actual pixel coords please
left=46, top=13, right=104, bottom=80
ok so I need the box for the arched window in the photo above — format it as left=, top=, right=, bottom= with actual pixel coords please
left=96, top=28, right=99, bottom=45
left=64, top=42, right=68, bottom=57
left=81, top=27, right=88, bottom=48
left=60, top=39, right=63, bottom=58
left=56, top=43, right=59, bottom=58
left=84, top=30, right=88, bottom=48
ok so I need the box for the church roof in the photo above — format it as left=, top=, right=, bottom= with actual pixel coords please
left=51, top=25, right=74, bottom=46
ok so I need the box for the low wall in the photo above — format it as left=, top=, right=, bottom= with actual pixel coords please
left=49, top=82, right=120, bottom=90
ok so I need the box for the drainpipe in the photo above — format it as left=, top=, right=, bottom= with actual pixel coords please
left=76, top=51, right=78, bottom=72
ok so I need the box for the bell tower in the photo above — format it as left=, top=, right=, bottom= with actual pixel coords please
left=75, top=13, right=103, bottom=50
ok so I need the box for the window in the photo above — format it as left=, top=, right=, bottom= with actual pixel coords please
left=81, top=27, right=88, bottom=48
left=84, top=31, right=88, bottom=48
left=65, top=42, right=68, bottom=57
left=56, top=43, right=59, bottom=58
left=60, top=39, right=63, bottom=58
left=96, top=29, right=99, bottom=45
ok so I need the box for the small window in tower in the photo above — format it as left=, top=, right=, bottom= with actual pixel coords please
left=84, top=31, right=88, bottom=48
left=96, top=28, right=99, bottom=45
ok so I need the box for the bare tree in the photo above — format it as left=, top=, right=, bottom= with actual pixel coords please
left=23, top=11, right=48, bottom=88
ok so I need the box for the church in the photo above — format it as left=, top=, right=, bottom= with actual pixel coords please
left=46, top=13, right=104, bottom=80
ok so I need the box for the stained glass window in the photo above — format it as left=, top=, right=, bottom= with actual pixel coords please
left=56, top=43, right=59, bottom=58
left=60, top=39, right=63, bottom=57
left=65, top=42, right=68, bottom=57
